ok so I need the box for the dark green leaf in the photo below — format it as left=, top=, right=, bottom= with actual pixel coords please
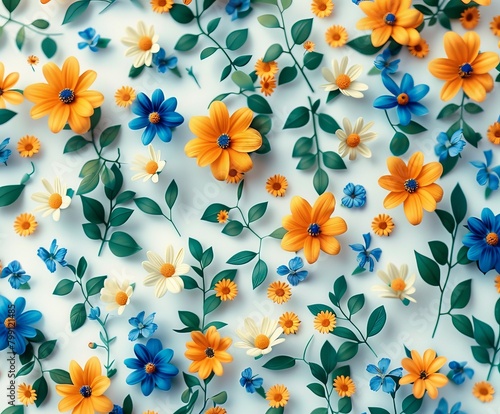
left=41, top=36, right=57, bottom=58
left=77, top=171, right=100, bottom=195
left=278, top=65, right=298, bottom=85
left=189, top=238, right=203, bottom=261
left=201, top=203, right=231, bottom=222
left=428, top=240, right=448, bottom=266
left=251, top=115, right=272, bottom=134
left=333, top=275, right=347, bottom=302
left=49, top=369, right=72, bottom=384
left=19, top=343, right=33, bottom=365
left=203, top=321, right=227, bottom=331
left=29, top=329, right=45, bottom=343
left=313, top=168, right=328, bottom=195
left=82, top=222, right=101, bottom=240
left=226, top=29, right=248, bottom=50
left=347, top=294, right=365, bottom=316
left=62, top=0, right=90, bottom=24
left=129, top=64, right=145, bottom=78
left=292, top=137, right=313, bottom=157
left=0, top=108, right=17, bottom=125
left=104, top=164, right=122, bottom=200
left=401, top=394, right=422, bottom=414
left=180, top=275, right=199, bottom=290
left=70, top=303, right=86, bottom=331
left=413, top=4, right=433, bottom=15
left=347, top=35, right=383, bottom=55
left=201, top=247, right=213, bottom=268
left=438, top=12, right=452, bottom=30
left=248, top=202, right=268, bottom=222
left=495, top=298, right=500, bottom=326
left=2, top=0, right=20, bottom=12
left=165, top=180, right=178, bottom=209
left=183, top=372, right=201, bottom=388
left=109, top=207, right=133, bottom=227
left=457, top=245, right=472, bottom=265
left=390, top=132, right=409, bottom=156
left=122, top=395, right=133, bottom=414
left=206, top=17, right=220, bottom=34
left=397, top=121, right=426, bottom=134
left=450, top=184, right=467, bottom=224
left=450, top=279, right=471, bottom=310
left=86, top=275, right=107, bottom=296
left=303, top=52, right=323, bottom=70
left=443, top=0, right=473, bottom=19
left=258, top=14, right=280, bottom=28
left=311, top=409, right=328, bottom=414
left=437, top=103, right=460, bottom=119
left=247, top=94, right=272, bottom=114
left=268, top=227, right=286, bottom=239
left=38, top=340, right=57, bottom=360
left=452, top=314, right=474, bottom=338
left=80, top=195, right=105, bottom=224
left=53, top=279, right=75, bottom=296
left=308, top=304, right=335, bottom=316
left=134, top=197, right=163, bottom=215
left=179, top=311, right=201, bottom=329
left=234, top=54, right=252, bottom=67
left=220, top=64, right=232, bottom=81
left=320, top=340, right=336, bottom=373
left=337, top=341, right=358, bottom=362
left=262, top=355, right=296, bottom=370
left=323, top=151, right=346, bottom=169
left=170, top=4, right=195, bottom=23
left=77, top=257, right=87, bottom=278
left=210, top=269, right=237, bottom=289
left=473, top=317, right=495, bottom=348
left=291, top=18, right=313, bottom=45
left=307, top=382, right=325, bottom=397
left=99, top=125, right=120, bottom=148
left=338, top=397, right=351, bottom=413
left=435, top=209, right=455, bottom=233
left=440, top=153, right=459, bottom=177
left=211, top=391, right=227, bottom=404
left=15, top=26, right=25, bottom=50
left=64, top=135, right=89, bottom=153
left=424, top=0, right=439, bottom=5
left=366, top=306, right=386, bottom=337
left=471, top=345, right=490, bottom=364
left=200, top=47, right=217, bottom=60
left=284, top=106, right=310, bottom=129
left=310, top=362, right=327, bottom=383
left=237, top=180, right=244, bottom=201
left=333, top=327, right=359, bottom=342
left=175, top=34, right=199, bottom=51
left=15, top=361, right=34, bottom=378
left=222, top=220, right=244, bottom=236
left=0, top=184, right=25, bottom=207
left=33, top=376, right=48, bottom=407
left=414, top=251, right=441, bottom=286
left=96, top=38, right=111, bottom=48
left=100, top=165, right=115, bottom=189
left=464, top=102, right=483, bottom=114
left=296, top=153, right=315, bottom=170
left=204, top=294, right=221, bottom=314
left=252, top=259, right=268, bottom=289
left=368, top=408, right=391, bottom=414
left=108, top=231, right=142, bottom=257
left=263, top=43, right=283, bottom=62
left=462, top=120, right=480, bottom=147
left=318, top=113, right=340, bottom=134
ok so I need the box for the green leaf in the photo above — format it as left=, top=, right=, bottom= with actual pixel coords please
left=96, top=38, right=111, bottom=48
left=129, top=64, right=145, bottom=78
left=450, top=184, right=467, bottom=224
left=366, top=306, right=386, bottom=337
left=313, top=168, right=328, bottom=195
left=33, top=376, right=48, bottom=407
left=291, top=18, right=313, bottom=45
left=116, top=190, right=136, bottom=205
left=134, top=197, right=163, bottom=215
left=438, top=12, right=452, bottom=29
left=473, top=317, right=495, bottom=348
left=278, top=65, right=298, bottom=85
left=333, top=327, right=359, bottom=342
left=62, top=0, right=90, bottom=24
left=99, top=125, right=120, bottom=148
left=318, top=113, right=340, bottom=134
left=247, top=94, right=272, bottom=114
left=263, top=43, right=283, bottom=62
left=200, top=47, right=217, bottom=60
left=401, top=394, right=423, bottom=414
left=222, top=220, right=244, bottom=236
left=83, top=222, right=101, bottom=240
left=450, top=279, right=471, bottom=310
left=297, top=153, right=315, bottom=170
left=338, top=397, right=352, bottom=413
left=231, top=70, right=255, bottom=90
left=307, top=382, right=325, bottom=397
left=206, top=17, right=220, bottom=34
left=237, top=180, right=244, bottom=201
left=53, top=279, right=75, bottom=296
left=347, top=294, right=365, bottom=316
left=347, top=35, right=383, bottom=55
left=183, top=372, right=201, bottom=388
left=309, top=362, right=327, bottom=383
left=435, top=209, right=455, bottom=234
left=397, top=121, right=426, bottom=134
left=201, top=247, right=213, bottom=268
left=281, top=0, right=292, bottom=9
left=258, top=14, right=280, bottom=28
left=122, top=395, right=133, bottom=414
left=81, top=195, right=105, bottom=224
left=251, top=115, right=272, bottom=134
left=189, top=238, right=203, bottom=261
left=0, top=184, right=25, bottom=207
left=437, top=103, right=460, bottom=119
left=179, top=311, right=201, bottom=330
left=452, top=314, right=474, bottom=338
left=269, top=227, right=287, bottom=239
left=428, top=240, right=448, bottom=266
left=64, top=135, right=89, bottom=153
left=100, top=165, right=115, bottom=189
left=471, top=345, right=490, bottom=364
left=262, top=355, right=296, bottom=370
left=443, top=0, right=473, bottom=19
left=292, top=137, right=313, bottom=157
left=109, top=231, right=142, bottom=257
left=201, top=203, right=230, bottom=222
left=170, top=3, right=195, bottom=23
left=38, top=340, right=57, bottom=360
left=390, top=132, right=409, bottom=156
left=109, top=207, right=133, bottom=227
left=104, top=164, right=123, bottom=200
left=413, top=4, right=433, bottom=15
left=41, top=37, right=57, bottom=58
left=424, top=0, right=439, bottom=6
left=252, top=259, right=268, bottom=289
left=2, top=0, right=20, bottom=12
left=16, top=361, right=35, bottom=378
left=320, top=340, right=336, bottom=373
left=226, top=29, right=248, bottom=50
left=333, top=276, right=347, bottom=302
left=303, top=52, right=323, bottom=70
left=165, top=180, right=178, bottom=209
left=180, top=275, right=199, bottom=290
left=462, top=120, right=480, bottom=147
left=77, top=257, right=87, bottom=279
left=440, top=153, right=459, bottom=177
left=337, top=341, right=359, bottom=362
left=209, top=391, right=227, bottom=404
left=464, top=102, right=483, bottom=114
left=86, top=275, right=107, bottom=296
left=308, top=304, right=335, bottom=316
left=20, top=343, right=33, bottom=365
left=175, top=34, right=199, bottom=51
left=323, top=151, right=346, bottom=169
left=15, top=26, right=25, bottom=50
left=368, top=409, right=391, bottom=414
left=248, top=202, right=268, bottom=222
left=284, top=106, right=310, bottom=129
left=457, top=245, right=472, bottom=265
left=204, top=294, right=221, bottom=314
left=49, top=369, right=72, bottom=384
left=495, top=298, right=500, bottom=326
left=220, top=65, right=232, bottom=81
left=77, top=170, right=100, bottom=195
left=0, top=108, right=17, bottom=125
left=414, top=251, right=441, bottom=286
left=311, top=409, right=328, bottom=414
left=234, top=54, right=252, bottom=67
left=210, top=269, right=237, bottom=289
left=70, top=303, right=87, bottom=331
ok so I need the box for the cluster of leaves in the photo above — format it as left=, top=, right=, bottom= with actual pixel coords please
left=0, top=163, right=35, bottom=208
left=61, top=0, right=141, bottom=25
left=287, top=97, right=346, bottom=195
left=415, top=0, right=480, bottom=31
left=177, top=372, right=228, bottom=414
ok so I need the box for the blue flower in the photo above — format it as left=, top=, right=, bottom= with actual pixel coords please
left=88, top=307, right=101, bottom=320
left=78, top=27, right=100, bottom=52
left=341, top=183, right=366, bottom=208
left=225, top=0, right=250, bottom=20
left=470, top=150, right=500, bottom=191
left=124, top=337, right=178, bottom=396
left=374, top=48, right=400, bottom=74
left=366, top=358, right=402, bottom=394
left=435, top=129, right=466, bottom=162
left=37, top=239, right=68, bottom=273
left=239, top=367, right=263, bottom=393
left=349, top=233, right=382, bottom=272
left=109, top=405, right=123, bottom=414
left=152, top=48, right=178, bottom=74
left=434, top=398, right=467, bottom=414
left=447, top=361, right=474, bottom=385
left=129, top=89, right=184, bottom=145
left=0, top=295, right=42, bottom=355
left=276, top=257, right=308, bottom=286
left=128, top=311, right=158, bottom=341
left=373, top=73, right=429, bottom=126
left=463, top=207, right=500, bottom=274
left=1, top=260, right=31, bottom=289
left=0, top=137, right=12, bottom=165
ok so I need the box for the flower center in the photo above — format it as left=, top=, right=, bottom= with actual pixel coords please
left=322, top=318, right=331, bottom=327
left=273, top=182, right=282, bottom=190
left=160, top=263, right=175, bottom=278
left=414, top=44, right=422, bottom=52
left=59, top=88, right=75, bottom=104
left=24, top=143, right=33, bottom=151
left=138, top=323, right=144, bottom=329
left=319, top=3, right=327, bottom=11
left=228, top=169, right=238, bottom=177
left=23, top=389, right=32, bottom=398
left=346, top=133, right=361, bottom=147
left=149, top=112, right=161, bottom=124
left=217, top=134, right=231, bottom=149
left=158, top=0, right=166, bottom=5
left=486, top=232, right=499, bottom=246
left=22, top=221, right=31, bottom=230
left=284, top=320, right=294, bottom=328
left=145, top=363, right=156, bottom=374
left=275, top=288, right=285, bottom=297
left=308, top=223, right=321, bottom=236
left=138, top=36, right=153, bottom=51
left=479, top=386, right=489, bottom=395
left=404, top=178, right=418, bottom=193
left=378, top=221, right=387, bottom=229
left=274, top=393, right=283, bottom=402
left=336, top=74, right=351, bottom=89
left=4, top=317, right=15, bottom=329
left=221, top=286, right=231, bottom=294
left=145, top=160, right=159, bottom=174
left=333, top=33, right=341, bottom=41
left=48, top=193, right=63, bottom=209
left=254, top=334, right=270, bottom=349
left=397, top=93, right=409, bottom=105
left=205, top=347, right=215, bottom=358
left=0, top=88, right=3, bottom=96
left=384, top=12, right=396, bottom=25
left=79, top=385, right=92, bottom=398
left=339, top=383, right=349, bottom=392
left=419, top=370, right=428, bottom=380
left=390, top=278, right=406, bottom=291
left=459, top=63, right=473, bottom=78
left=122, top=93, right=131, bottom=101
left=262, top=62, right=271, bottom=72
left=115, top=291, right=128, bottom=306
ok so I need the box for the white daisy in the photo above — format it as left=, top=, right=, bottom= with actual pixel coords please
left=372, top=263, right=417, bottom=303
left=234, top=316, right=285, bottom=357
left=321, top=56, right=368, bottom=98
left=336, top=117, right=377, bottom=160
left=131, top=144, right=166, bottom=183
left=99, top=277, right=134, bottom=315
left=121, top=21, right=160, bottom=68
left=31, top=177, right=72, bottom=221
left=142, top=245, right=190, bottom=298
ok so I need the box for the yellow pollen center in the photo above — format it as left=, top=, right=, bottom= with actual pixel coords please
left=138, top=36, right=153, bottom=51
left=48, top=193, right=63, bottom=209
left=336, top=74, right=351, bottom=89
left=486, top=232, right=499, bottom=246
left=145, top=160, right=159, bottom=174
left=22, top=221, right=31, bottom=230
left=4, top=317, right=15, bottom=329
left=221, top=286, right=230, bottom=294
left=149, top=112, right=161, bottom=124
left=397, top=93, right=409, bottom=105
left=122, top=93, right=130, bottom=101
left=378, top=221, right=388, bottom=229
left=322, top=318, right=331, bottom=327
left=145, top=363, right=156, bottom=374
left=254, top=334, right=270, bottom=349
left=274, top=393, right=283, bottom=402
left=391, top=278, right=406, bottom=291
left=275, top=288, right=285, bottom=297
left=346, top=133, right=360, bottom=147
left=284, top=320, right=293, bottom=328
left=24, top=144, right=33, bottom=151
left=160, top=263, right=175, bottom=278
left=115, top=291, right=129, bottom=306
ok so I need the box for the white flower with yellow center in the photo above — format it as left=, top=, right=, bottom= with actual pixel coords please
left=372, top=263, right=417, bottom=303
left=131, top=144, right=165, bottom=183
left=121, top=21, right=160, bottom=68
left=336, top=117, right=377, bottom=160
left=142, top=245, right=190, bottom=298
left=31, top=177, right=72, bottom=221
left=321, top=56, right=368, bottom=98
left=234, top=316, right=285, bottom=357
left=99, top=277, right=134, bottom=315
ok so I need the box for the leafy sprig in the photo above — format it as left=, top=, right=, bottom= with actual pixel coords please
left=0, top=162, right=35, bottom=208
left=383, top=109, right=427, bottom=157
left=415, top=0, right=479, bottom=31
left=61, top=0, right=141, bottom=25
left=89, top=313, right=117, bottom=378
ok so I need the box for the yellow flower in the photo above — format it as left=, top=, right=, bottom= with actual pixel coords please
left=150, top=0, right=173, bottom=13
left=407, top=38, right=429, bottom=58
left=371, top=214, right=395, bottom=236
left=255, top=59, right=278, bottom=78
left=27, top=55, right=39, bottom=67
left=143, top=411, right=158, bottom=414
left=17, top=136, right=41, bottom=157
left=333, top=375, right=356, bottom=397
left=121, top=21, right=160, bottom=67
left=460, top=7, right=480, bottom=30
left=487, top=121, right=500, bottom=145
left=314, top=310, right=336, bottom=333
left=226, top=168, right=244, bottom=184
left=0, top=62, right=23, bottom=108
left=495, top=275, right=500, bottom=293
left=472, top=381, right=495, bottom=402
left=325, top=25, right=348, bottom=48
left=304, top=40, right=315, bottom=52
left=311, top=0, right=333, bottom=18
left=217, top=210, right=229, bottom=223
left=266, top=174, right=288, bottom=197
left=205, top=408, right=227, bottom=414
left=14, top=213, right=37, bottom=236
left=267, top=281, right=292, bottom=304
left=490, top=15, right=500, bottom=36
left=260, top=76, right=276, bottom=97
left=462, top=0, right=489, bottom=5
left=24, top=56, right=104, bottom=134
left=279, top=312, right=300, bottom=335
left=266, top=384, right=289, bottom=408
left=115, top=86, right=136, bottom=107
left=214, top=279, right=238, bottom=301
left=18, top=383, right=36, bottom=406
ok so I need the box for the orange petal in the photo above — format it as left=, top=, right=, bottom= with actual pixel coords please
left=62, top=56, right=80, bottom=90
left=91, top=395, right=114, bottom=413
left=42, top=62, right=63, bottom=91
left=189, top=115, right=218, bottom=141
left=386, top=156, right=408, bottom=180
left=428, top=58, right=459, bottom=80
left=371, top=26, right=392, bottom=47
left=219, top=337, right=232, bottom=352
left=421, top=183, right=443, bottom=203
left=407, top=152, right=423, bottom=178
left=58, top=394, right=83, bottom=412
left=383, top=191, right=408, bottom=209
left=321, top=217, right=347, bottom=237
left=418, top=189, right=437, bottom=212
left=184, top=138, right=214, bottom=160
left=215, top=350, right=233, bottom=363
left=230, top=129, right=262, bottom=152
left=197, top=145, right=222, bottom=167
left=281, top=229, right=307, bottom=252
left=72, top=90, right=103, bottom=108
left=210, top=150, right=230, bottom=180
left=427, top=355, right=447, bottom=373
left=463, top=31, right=480, bottom=63
left=2, top=72, right=19, bottom=90
left=391, top=26, right=410, bottom=46
left=440, top=77, right=463, bottom=101
left=406, top=28, right=421, bottom=46
left=427, top=372, right=449, bottom=386
left=290, top=196, right=312, bottom=227
left=443, top=31, right=467, bottom=64
left=75, top=70, right=97, bottom=93
left=72, top=97, right=94, bottom=117
left=311, top=192, right=335, bottom=224
left=463, top=76, right=487, bottom=102
left=90, top=375, right=110, bottom=396
left=473, top=73, right=494, bottom=94
left=68, top=110, right=91, bottom=134
left=69, top=360, right=84, bottom=386
left=418, top=162, right=443, bottom=186
left=319, top=234, right=341, bottom=255
left=403, top=194, right=423, bottom=225
left=1, top=91, right=23, bottom=105
left=190, top=330, right=209, bottom=348
left=209, top=101, right=229, bottom=135
left=304, top=236, right=320, bottom=264
left=228, top=107, right=253, bottom=136
left=84, top=356, right=102, bottom=386
left=412, top=379, right=426, bottom=399
left=472, top=52, right=500, bottom=74
left=378, top=175, right=405, bottom=192
left=55, top=384, right=79, bottom=397
left=396, top=9, right=423, bottom=28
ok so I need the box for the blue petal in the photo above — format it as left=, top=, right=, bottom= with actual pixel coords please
left=289, top=256, right=303, bottom=271
left=470, top=160, right=485, bottom=169
left=128, top=329, right=140, bottom=341
left=141, top=375, right=155, bottom=396
left=128, top=116, right=150, bottom=130
left=373, top=95, right=397, bottom=109
left=381, top=73, right=400, bottom=96
left=141, top=124, right=157, bottom=145
left=371, top=248, right=382, bottom=261
left=151, top=89, right=165, bottom=110
left=484, top=149, right=493, bottom=166
left=362, top=233, right=371, bottom=248
left=407, top=84, right=429, bottom=102
left=381, top=376, right=396, bottom=393
left=294, top=270, right=308, bottom=281
left=146, top=337, right=163, bottom=357
left=154, top=375, right=173, bottom=391
left=125, top=368, right=146, bottom=384
left=481, top=208, right=495, bottom=230
left=124, top=357, right=144, bottom=370
left=159, top=97, right=178, bottom=113
left=156, top=126, right=173, bottom=143
left=161, top=111, right=184, bottom=127
left=154, top=348, right=174, bottom=365
left=396, top=105, right=411, bottom=126
left=478, top=247, right=498, bottom=273
left=132, top=93, right=153, bottom=116
left=366, top=364, right=380, bottom=374
left=16, top=309, right=41, bottom=325
left=349, top=243, right=365, bottom=252
left=488, top=173, right=499, bottom=190
left=408, top=102, right=428, bottom=117
left=475, top=169, right=488, bottom=186
left=276, top=265, right=290, bottom=276
left=369, top=376, right=382, bottom=391
left=143, top=312, right=156, bottom=325
left=78, top=42, right=89, bottom=50
left=133, top=343, right=152, bottom=364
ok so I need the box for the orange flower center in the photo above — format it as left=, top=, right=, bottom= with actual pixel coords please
left=217, top=134, right=231, bottom=149
left=145, top=160, right=159, bottom=174
left=404, top=178, right=418, bottom=193
left=378, top=221, right=388, bottom=229
left=384, top=12, right=396, bottom=25
left=22, top=389, right=32, bottom=398
left=284, top=319, right=294, bottom=328
left=479, top=385, right=489, bottom=395
left=79, top=385, right=92, bottom=398
left=397, top=93, right=409, bottom=105
left=419, top=370, right=428, bottom=380
left=262, top=62, right=271, bottom=72
left=59, top=88, right=75, bottom=104
left=145, top=363, right=156, bottom=374
left=336, top=74, right=351, bottom=89
left=4, top=317, right=15, bottom=329
left=115, top=291, right=128, bottom=306
left=138, top=36, right=153, bottom=51
left=24, top=143, right=33, bottom=151
left=332, top=33, right=341, bottom=41
left=459, top=63, right=473, bottom=78
left=322, top=317, right=331, bottom=327
left=307, top=223, right=321, bottom=236
left=149, top=112, right=161, bottom=124
left=160, top=263, right=175, bottom=278
left=228, top=169, right=238, bottom=177
left=319, top=3, right=327, bottom=11
left=414, top=44, right=422, bottom=52
left=390, top=278, right=406, bottom=291
left=205, top=347, right=215, bottom=358
left=121, top=93, right=131, bottom=101
left=273, top=393, right=283, bottom=402
left=339, top=383, right=349, bottom=392
left=158, top=0, right=166, bottom=5
left=346, top=133, right=361, bottom=147
left=273, top=182, right=282, bottom=190
left=22, top=221, right=31, bottom=230
left=275, top=288, right=285, bottom=297
left=254, top=334, right=270, bottom=349
left=486, top=232, right=499, bottom=246
left=221, top=286, right=231, bottom=294
left=48, top=193, right=63, bottom=209
left=0, top=88, right=3, bottom=96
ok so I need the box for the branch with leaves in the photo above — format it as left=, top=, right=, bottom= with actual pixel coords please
left=0, top=162, right=35, bottom=208
left=61, top=0, right=141, bottom=25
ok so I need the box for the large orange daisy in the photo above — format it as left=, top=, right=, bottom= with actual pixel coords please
left=281, top=192, right=347, bottom=264
left=356, top=0, right=423, bottom=47
left=23, top=56, right=104, bottom=134
left=184, top=101, right=262, bottom=181
left=428, top=31, right=499, bottom=102
left=378, top=152, right=443, bottom=226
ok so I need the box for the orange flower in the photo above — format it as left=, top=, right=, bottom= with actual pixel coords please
left=0, top=62, right=23, bottom=108
left=399, top=349, right=448, bottom=399
left=24, top=56, right=104, bottom=134
left=428, top=31, right=499, bottom=102
left=281, top=192, right=347, bottom=264
left=462, top=0, right=489, bottom=4
left=356, top=0, right=423, bottom=47
left=378, top=152, right=443, bottom=226
left=184, top=101, right=262, bottom=181
left=184, top=326, right=233, bottom=379
left=460, top=7, right=480, bottom=30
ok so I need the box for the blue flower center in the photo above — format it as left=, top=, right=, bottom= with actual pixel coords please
left=404, top=178, right=418, bottom=193
left=217, top=134, right=231, bottom=149
left=459, top=63, right=473, bottom=78
left=307, top=223, right=321, bottom=236
left=384, top=13, right=396, bottom=25
left=59, top=88, right=75, bottom=104
left=79, top=385, right=92, bottom=398
left=138, top=323, right=144, bottom=329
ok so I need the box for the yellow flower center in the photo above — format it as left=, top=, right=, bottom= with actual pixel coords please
left=24, top=143, right=33, bottom=151
left=459, top=62, right=473, bottom=78
left=254, top=334, right=270, bottom=349
left=4, top=317, right=15, bottom=329
left=336, top=74, right=351, bottom=89
left=346, top=133, right=361, bottom=147
left=390, top=278, right=406, bottom=291
left=115, top=291, right=129, bottom=306
left=145, top=160, right=159, bottom=174
left=274, top=393, right=283, bottom=402
left=284, top=319, right=294, bottom=328
left=322, top=317, right=331, bottom=327
left=145, top=363, right=156, bottom=374
left=205, top=347, right=215, bottom=358
left=404, top=178, right=418, bottom=193
left=397, top=93, right=409, bottom=105
left=138, top=36, right=153, bottom=51
left=149, top=112, right=161, bottom=124
left=486, top=232, right=499, bottom=246
left=48, top=193, right=63, bottom=209
left=58, top=88, right=75, bottom=104
left=275, top=288, right=285, bottom=297
left=160, top=263, right=175, bottom=278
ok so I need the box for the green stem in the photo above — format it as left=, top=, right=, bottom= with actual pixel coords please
left=487, top=327, right=500, bottom=380
left=0, top=15, right=62, bottom=37
left=308, top=96, right=322, bottom=174
left=200, top=264, right=207, bottom=332
left=337, top=305, right=378, bottom=357
left=91, top=130, right=122, bottom=166
left=458, top=92, right=466, bottom=129
left=75, top=278, right=93, bottom=309
left=162, top=212, right=182, bottom=237
left=198, top=381, right=208, bottom=414
left=97, top=199, right=113, bottom=256
left=392, top=394, right=397, bottom=414
left=384, top=110, right=398, bottom=133
left=95, top=316, right=113, bottom=376
left=32, top=355, right=48, bottom=375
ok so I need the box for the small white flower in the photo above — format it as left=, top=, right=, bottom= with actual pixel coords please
left=131, top=144, right=166, bottom=183
left=121, top=21, right=160, bottom=68
left=234, top=316, right=285, bottom=357
left=336, top=117, right=377, bottom=160
left=321, top=56, right=368, bottom=98
left=100, top=277, right=134, bottom=315
left=31, top=177, right=72, bottom=221
left=372, top=263, right=417, bottom=303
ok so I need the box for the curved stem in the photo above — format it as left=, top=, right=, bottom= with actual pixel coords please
left=75, top=278, right=93, bottom=308
left=384, top=110, right=398, bottom=133
left=96, top=316, right=113, bottom=376
left=337, top=304, right=378, bottom=357
left=458, top=92, right=466, bottom=129
left=0, top=15, right=62, bottom=36
left=198, top=381, right=208, bottom=414
left=487, top=327, right=500, bottom=381
left=162, top=213, right=182, bottom=237
left=392, top=394, right=397, bottom=414
left=97, top=199, right=113, bottom=256
left=308, top=97, right=322, bottom=174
